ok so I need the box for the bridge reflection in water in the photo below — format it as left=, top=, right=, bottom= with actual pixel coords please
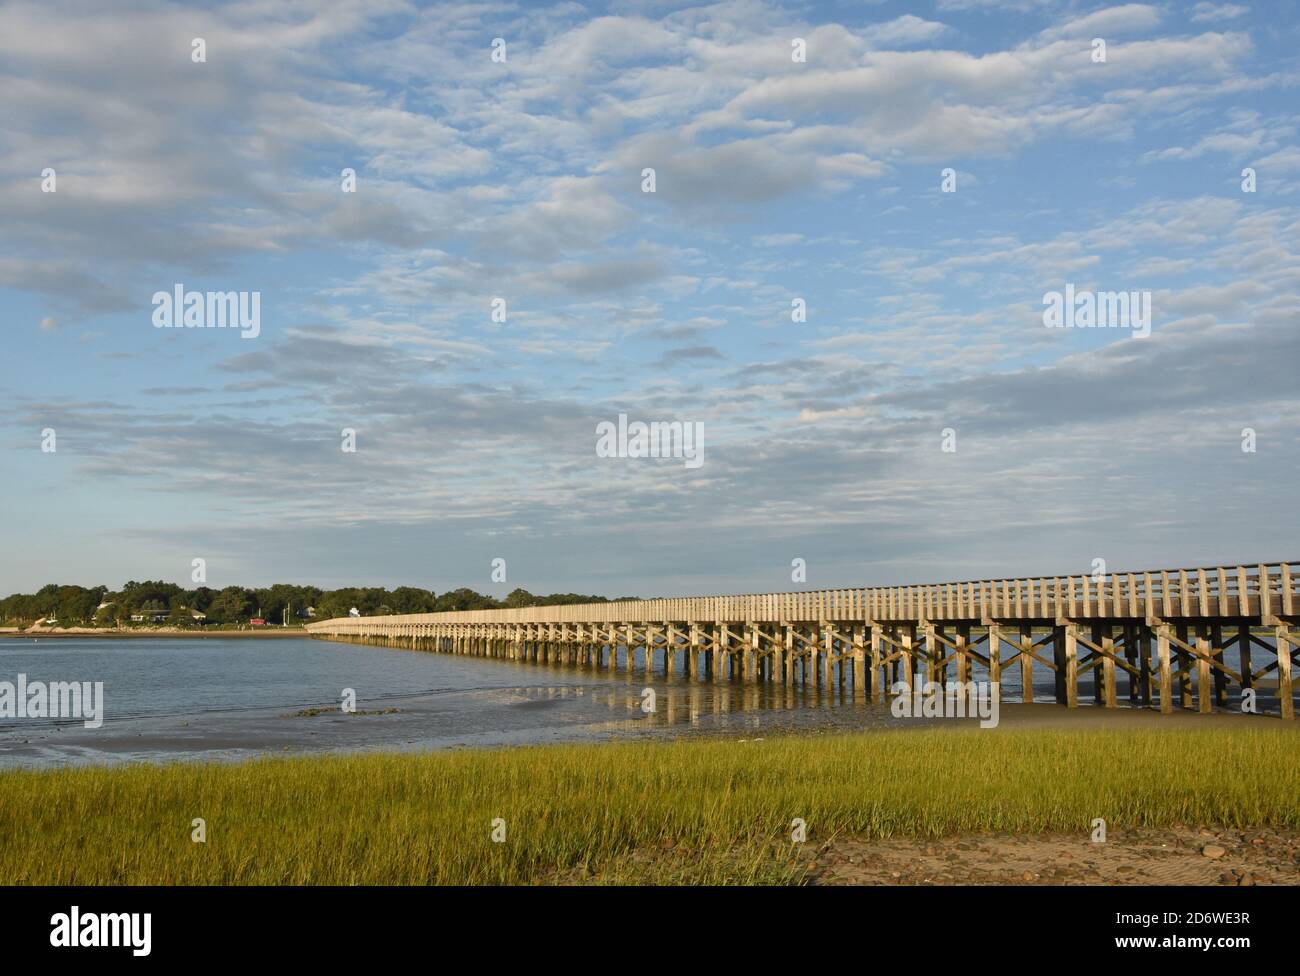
left=493, top=679, right=922, bottom=737
left=308, top=561, right=1299, bottom=719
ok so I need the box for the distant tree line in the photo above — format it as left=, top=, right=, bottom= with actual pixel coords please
left=0, top=582, right=637, bottom=629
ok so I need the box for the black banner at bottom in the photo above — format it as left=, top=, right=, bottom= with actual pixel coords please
left=0, top=883, right=1280, bottom=962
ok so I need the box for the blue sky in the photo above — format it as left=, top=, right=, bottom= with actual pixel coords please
left=2, top=0, right=1298, bottom=597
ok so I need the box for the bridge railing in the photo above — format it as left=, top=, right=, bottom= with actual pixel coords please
left=305, top=560, right=1299, bottom=630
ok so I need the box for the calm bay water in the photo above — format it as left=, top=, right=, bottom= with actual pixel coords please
left=1, top=635, right=1266, bottom=769
left=0, top=637, right=916, bottom=768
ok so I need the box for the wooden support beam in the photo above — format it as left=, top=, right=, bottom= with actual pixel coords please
left=1019, top=624, right=1033, bottom=704
left=852, top=623, right=866, bottom=696
left=1100, top=626, right=1117, bottom=708
left=1091, top=624, right=1105, bottom=705
left=1063, top=623, right=1079, bottom=708
left=1122, top=624, right=1138, bottom=704
left=1238, top=623, right=1252, bottom=691
left=1195, top=627, right=1213, bottom=714
left=1176, top=623, right=1193, bottom=709
left=987, top=623, right=1002, bottom=705
left=870, top=624, right=884, bottom=702
left=1277, top=627, right=1295, bottom=720
left=1137, top=626, right=1152, bottom=706
left=1157, top=625, right=1174, bottom=714
left=1053, top=627, right=1066, bottom=704
left=900, top=626, right=914, bottom=695
left=1211, top=624, right=1228, bottom=706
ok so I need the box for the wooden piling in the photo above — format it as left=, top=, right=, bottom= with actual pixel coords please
left=1019, top=624, right=1033, bottom=704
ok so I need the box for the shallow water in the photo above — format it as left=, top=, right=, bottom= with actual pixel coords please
left=0, top=635, right=1274, bottom=768
left=0, top=636, right=949, bottom=768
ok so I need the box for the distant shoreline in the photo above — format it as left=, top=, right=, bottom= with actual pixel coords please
left=0, top=628, right=308, bottom=640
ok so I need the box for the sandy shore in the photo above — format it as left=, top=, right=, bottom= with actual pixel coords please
left=803, top=826, right=1299, bottom=886
left=546, top=826, right=1300, bottom=885
left=0, top=628, right=308, bottom=639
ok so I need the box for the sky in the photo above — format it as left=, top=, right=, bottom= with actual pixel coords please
left=2, top=0, right=1298, bottom=599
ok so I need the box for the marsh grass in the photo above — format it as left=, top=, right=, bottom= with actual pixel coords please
left=0, top=727, right=1294, bottom=885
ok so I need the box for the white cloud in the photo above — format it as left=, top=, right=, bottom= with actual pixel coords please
left=862, top=15, right=951, bottom=48
left=1039, top=4, right=1162, bottom=41
left=1190, top=3, right=1249, bottom=23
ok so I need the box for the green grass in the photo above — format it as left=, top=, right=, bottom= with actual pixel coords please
left=1, top=727, right=1295, bottom=885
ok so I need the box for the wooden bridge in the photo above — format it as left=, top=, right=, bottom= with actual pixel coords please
left=305, top=561, right=1298, bottom=718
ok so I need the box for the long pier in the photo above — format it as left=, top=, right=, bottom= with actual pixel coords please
left=305, top=561, right=1299, bottom=718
